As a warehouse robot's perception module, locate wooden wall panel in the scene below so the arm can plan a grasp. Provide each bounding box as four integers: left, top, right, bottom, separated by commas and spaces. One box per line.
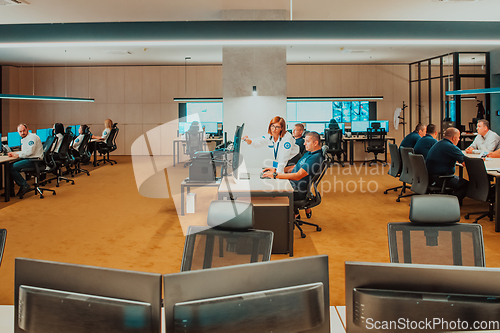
71, 67, 89, 99
90, 67, 107, 103
124, 67, 143, 104
106, 67, 125, 103
125, 104, 143, 124
143, 66, 161, 103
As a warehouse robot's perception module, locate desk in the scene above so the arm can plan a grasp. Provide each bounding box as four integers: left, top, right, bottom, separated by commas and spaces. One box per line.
217, 174, 295, 256
343, 136, 396, 165
0, 156, 18, 202
0, 305, 347, 332
89, 139, 104, 167
172, 137, 223, 167
464, 153, 500, 232
180, 178, 222, 216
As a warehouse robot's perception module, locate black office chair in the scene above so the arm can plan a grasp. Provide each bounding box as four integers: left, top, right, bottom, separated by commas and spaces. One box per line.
363, 127, 386, 166
0, 229, 6, 267
408, 152, 453, 195
384, 143, 403, 194
97, 126, 119, 166
294, 151, 330, 238
184, 130, 204, 168
72, 133, 91, 176
324, 128, 344, 167
396, 147, 414, 202
18, 136, 58, 199
388, 194, 485, 267
181, 201, 273, 272
464, 156, 494, 224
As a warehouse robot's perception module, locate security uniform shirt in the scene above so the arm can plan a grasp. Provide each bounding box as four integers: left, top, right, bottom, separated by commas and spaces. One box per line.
72, 134, 84, 150
413, 134, 437, 159
102, 128, 111, 141
250, 131, 299, 173
400, 131, 421, 148
289, 149, 324, 197
19, 132, 43, 159
426, 138, 464, 177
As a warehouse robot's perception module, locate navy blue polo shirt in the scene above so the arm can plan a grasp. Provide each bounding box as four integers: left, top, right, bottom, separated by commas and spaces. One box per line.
295, 137, 305, 154
413, 134, 438, 159
289, 149, 324, 194
400, 131, 421, 148
426, 138, 464, 177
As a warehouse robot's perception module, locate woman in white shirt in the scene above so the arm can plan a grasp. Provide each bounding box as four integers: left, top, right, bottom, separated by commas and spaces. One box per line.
242, 116, 299, 173
92, 119, 113, 141
72, 124, 88, 152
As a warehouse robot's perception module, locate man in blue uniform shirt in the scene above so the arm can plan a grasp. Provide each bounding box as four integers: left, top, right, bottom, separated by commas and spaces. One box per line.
400, 123, 426, 148
413, 123, 438, 159
426, 127, 468, 202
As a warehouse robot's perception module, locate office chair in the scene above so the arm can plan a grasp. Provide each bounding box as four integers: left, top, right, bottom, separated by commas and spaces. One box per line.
396, 147, 414, 202
464, 156, 494, 224
384, 143, 403, 194
72, 133, 91, 176
181, 201, 273, 271
324, 127, 344, 167
408, 152, 453, 195
294, 151, 330, 238
18, 136, 58, 199
0, 229, 5, 267
388, 194, 485, 267
363, 127, 386, 166
183, 130, 204, 168
45, 132, 75, 187
96, 126, 119, 166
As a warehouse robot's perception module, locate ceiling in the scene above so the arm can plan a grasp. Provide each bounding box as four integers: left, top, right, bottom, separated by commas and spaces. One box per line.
0, 0, 499, 66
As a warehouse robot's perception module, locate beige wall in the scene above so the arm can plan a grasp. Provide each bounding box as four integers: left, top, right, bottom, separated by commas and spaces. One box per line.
2, 64, 409, 155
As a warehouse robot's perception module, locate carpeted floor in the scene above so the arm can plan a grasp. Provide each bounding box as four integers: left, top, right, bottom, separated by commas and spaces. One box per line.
1, 156, 500, 306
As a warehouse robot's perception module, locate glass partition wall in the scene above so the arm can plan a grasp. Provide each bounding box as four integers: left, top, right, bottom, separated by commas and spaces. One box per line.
409, 52, 490, 138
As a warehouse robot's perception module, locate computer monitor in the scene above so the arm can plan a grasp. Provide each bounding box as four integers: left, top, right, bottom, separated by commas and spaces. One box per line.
231, 123, 244, 177
36, 128, 52, 143
8, 131, 21, 148
15, 258, 162, 333
337, 123, 345, 134
345, 261, 500, 333
74, 125, 81, 135
164, 255, 330, 333
351, 120, 370, 134
306, 123, 326, 134
202, 122, 218, 134
178, 122, 191, 135
369, 120, 389, 132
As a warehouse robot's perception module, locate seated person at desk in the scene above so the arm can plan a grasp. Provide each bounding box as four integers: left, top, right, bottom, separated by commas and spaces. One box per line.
7, 124, 43, 198
262, 131, 324, 217
465, 119, 500, 155
400, 123, 426, 148
92, 119, 113, 141
413, 123, 438, 159
52, 123, 65, 153
426, 127, 468, 203
287, 123, 306, 165
242, 116, 299, 173
71, 124, 88, 153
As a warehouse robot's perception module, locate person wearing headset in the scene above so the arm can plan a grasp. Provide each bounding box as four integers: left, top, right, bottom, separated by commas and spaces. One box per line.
242, 116, 299, 173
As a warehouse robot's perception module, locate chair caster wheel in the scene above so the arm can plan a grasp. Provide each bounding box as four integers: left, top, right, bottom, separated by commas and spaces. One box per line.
396, 198, 400, 202
317, 227, 322, 231
40, 196, 44, 199
384, 190, 388, 194
301, 234, 306, 238
465, 214, 470, 219
53, 192, 56, 195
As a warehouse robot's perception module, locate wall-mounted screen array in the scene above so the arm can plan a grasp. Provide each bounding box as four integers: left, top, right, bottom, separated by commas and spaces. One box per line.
178, 102, 224, 135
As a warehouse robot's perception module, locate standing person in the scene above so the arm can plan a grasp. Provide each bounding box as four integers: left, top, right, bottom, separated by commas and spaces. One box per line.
413, 123, 438, 159
465, 119, 500, 155
92, 119, 113, 141
426, 127, 468, 203
242, 116, 299, 173
400, 123, 426, 148
7, 124, 43, 198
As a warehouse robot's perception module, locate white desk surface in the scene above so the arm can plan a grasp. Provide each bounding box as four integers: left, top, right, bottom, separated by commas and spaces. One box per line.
0, 305, 346, 332
0, 156, 18, 163
463, 152, 500, 174
218, 174, 293, 194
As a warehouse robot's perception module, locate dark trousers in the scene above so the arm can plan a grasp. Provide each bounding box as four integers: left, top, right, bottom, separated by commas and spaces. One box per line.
11, 159, 35, 188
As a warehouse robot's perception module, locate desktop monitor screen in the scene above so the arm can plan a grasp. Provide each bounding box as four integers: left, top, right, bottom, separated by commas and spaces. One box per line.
36, 128, 52, 143
369, 120, 389, 132
231, 123, 245, 176
178, 122, 192, 135
202, 122, 218, 134
306, 123, 326, 134
164, 255, 330, 333
74, 125, 81, 135
8, 131, 21, 148
351, 121, 370, 134
15, 258, 162, 333
345, 261, 500, 333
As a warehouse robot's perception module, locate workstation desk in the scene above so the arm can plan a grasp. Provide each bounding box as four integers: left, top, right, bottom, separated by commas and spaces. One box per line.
0, 156, 18, 202
172, 136, 223, 167
342, 136, 396, 165
217, 173, 295, 256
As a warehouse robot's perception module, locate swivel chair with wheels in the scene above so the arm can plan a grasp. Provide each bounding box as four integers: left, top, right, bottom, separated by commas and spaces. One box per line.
408, 152, 453, 195
181, 201, 273, 272
384, 143, 403, 194
388, 194, 485, 267
363, 127, 386, 166
183, 130, 204, 168
96, 125, 119, 166
0, 229, 6, 267
324, 128, 344, 167
72, 133, 91, 176
294, 152, 330, 238
396, 147, 414, 202
45, 132, 75, 187
464, 156, 494, 223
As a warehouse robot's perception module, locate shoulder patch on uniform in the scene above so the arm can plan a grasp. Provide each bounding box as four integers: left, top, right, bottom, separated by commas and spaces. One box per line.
28, 141, 34, 146
284, 142, 291, 149
75, 138, 79, 142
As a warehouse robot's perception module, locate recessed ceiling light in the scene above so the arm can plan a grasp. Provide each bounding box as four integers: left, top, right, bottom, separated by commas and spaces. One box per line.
102, 50, 131, 55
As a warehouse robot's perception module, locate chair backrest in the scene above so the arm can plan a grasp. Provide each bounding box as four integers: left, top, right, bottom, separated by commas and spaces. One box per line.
185, 130, 204, 157
388, 195, 485, 267
324, 128, 342, 152
57, 132, 73, 160
0, 229, 6, 267
181, 201, 273, 272
387, 143, 402, 178
366, 128, 385, 151
296, 151, 330, 209
408, 152, 428, 195
77, 133, 92, 160
110, 127, 119, 152
399, 147, 414, 184
464, 156, 490, 202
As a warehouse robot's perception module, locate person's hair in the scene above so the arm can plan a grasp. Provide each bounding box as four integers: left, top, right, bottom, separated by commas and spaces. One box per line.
305, 131, 321, 145
104, 119, 113, 129
415, 123, 426, 133
267, 116, 287, 138
17, 123, 28, 131
54, 123, 65, 135
426, 124, 437, 134
444, 127, 459, 139
294, 123, 305, 131
478, 119, 490, 129
80, 124, 89, 134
